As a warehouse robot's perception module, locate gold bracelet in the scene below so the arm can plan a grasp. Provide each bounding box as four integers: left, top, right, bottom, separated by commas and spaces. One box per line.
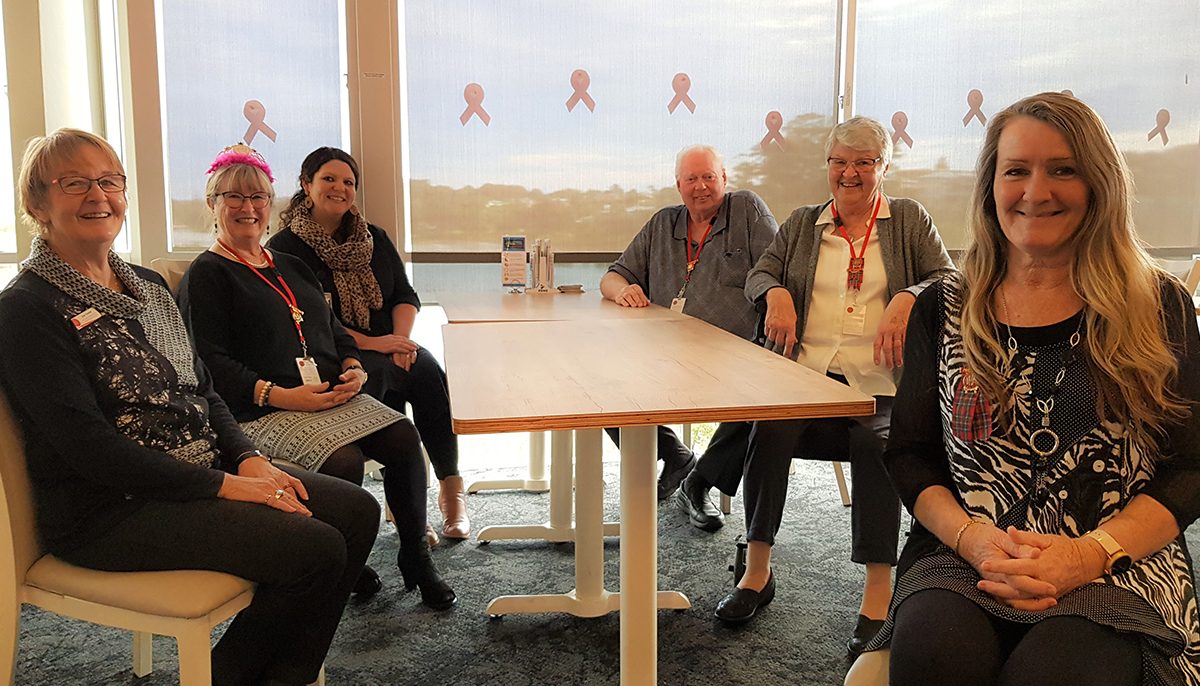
953, 519, 982, 555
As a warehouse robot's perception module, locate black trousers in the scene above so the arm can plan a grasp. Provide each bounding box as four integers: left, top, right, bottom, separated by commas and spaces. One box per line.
692, 421, 753, 491
59, 466, 380, 686
360, 348, 459, 480
743, 393, 898, 564
320, 420, 428, 545
603, 425, 693, 465
889, 589, 1142, 686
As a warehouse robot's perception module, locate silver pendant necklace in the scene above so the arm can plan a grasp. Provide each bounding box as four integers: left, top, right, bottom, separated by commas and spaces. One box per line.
999, 287, 1084, 459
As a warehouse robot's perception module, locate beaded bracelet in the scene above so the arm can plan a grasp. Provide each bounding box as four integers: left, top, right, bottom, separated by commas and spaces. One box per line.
256, 381, 274, 407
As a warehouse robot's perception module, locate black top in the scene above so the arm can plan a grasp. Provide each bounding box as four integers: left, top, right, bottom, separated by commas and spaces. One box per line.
886, 277, 1200, 529
0, 267, 251, 554
177, 251, 360, 421
266, 225, 420, 337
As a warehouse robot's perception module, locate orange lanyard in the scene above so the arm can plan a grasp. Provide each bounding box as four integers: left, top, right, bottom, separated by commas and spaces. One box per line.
830, 194, 883, 291
217, 239, 308, 357
684, 221, 715, 284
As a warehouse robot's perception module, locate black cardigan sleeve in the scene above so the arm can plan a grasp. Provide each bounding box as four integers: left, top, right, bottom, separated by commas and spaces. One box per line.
371, 225, 420, 313
1140, 280, 1200, 529
882, 279, 956, 514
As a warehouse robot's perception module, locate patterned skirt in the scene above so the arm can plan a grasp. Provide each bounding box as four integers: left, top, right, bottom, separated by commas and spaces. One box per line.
239, 393, 406, 470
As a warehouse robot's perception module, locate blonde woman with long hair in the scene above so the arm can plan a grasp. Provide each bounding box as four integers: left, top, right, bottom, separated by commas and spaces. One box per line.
861, 92, 1200, 685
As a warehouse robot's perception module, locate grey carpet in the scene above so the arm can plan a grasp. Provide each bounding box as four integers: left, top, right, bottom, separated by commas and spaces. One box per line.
13, 460, 1200, 685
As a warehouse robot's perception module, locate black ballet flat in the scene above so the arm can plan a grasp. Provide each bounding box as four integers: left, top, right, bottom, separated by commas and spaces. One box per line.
714, 572, 775, 625
847, 614, 885, 656
352, 564, 383, 597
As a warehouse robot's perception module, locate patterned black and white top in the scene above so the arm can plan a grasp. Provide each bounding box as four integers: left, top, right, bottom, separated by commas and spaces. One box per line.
870, 273, 1200, 685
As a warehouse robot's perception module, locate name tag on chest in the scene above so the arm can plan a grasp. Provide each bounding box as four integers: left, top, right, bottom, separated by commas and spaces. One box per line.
842, 302, 867, 337
71, 308, 103, 329
296, 357, 322, 385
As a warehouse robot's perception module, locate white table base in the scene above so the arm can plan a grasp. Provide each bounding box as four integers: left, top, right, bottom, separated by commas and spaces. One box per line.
484, 428, 689, 632
467, 430, 551, 494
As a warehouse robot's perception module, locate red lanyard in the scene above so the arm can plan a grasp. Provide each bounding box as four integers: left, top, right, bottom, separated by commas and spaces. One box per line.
830, 194, 884, 291
683, 221, 715, 285
216, 239, 308, 357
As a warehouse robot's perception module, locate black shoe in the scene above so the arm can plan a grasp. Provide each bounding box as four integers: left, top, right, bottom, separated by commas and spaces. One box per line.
657, 450, 696, 500
847, 614, 885, 656
675, 471, 724, 532
352, 564, 383, 597
714, 572, 775, 625
398, 538, 457, 610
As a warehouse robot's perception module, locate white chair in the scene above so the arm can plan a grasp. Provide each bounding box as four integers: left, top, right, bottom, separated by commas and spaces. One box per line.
0, 388, 262, 685
149, 257, 194, 294
844, 648, 889, 685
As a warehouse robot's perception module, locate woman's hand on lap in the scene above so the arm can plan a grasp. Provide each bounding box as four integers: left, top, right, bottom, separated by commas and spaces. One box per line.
365, 334, 418, 355
217, 473, 312, 516
237, 456, 310, 501
977, 527, 1106, 607
270, 383, 352, 411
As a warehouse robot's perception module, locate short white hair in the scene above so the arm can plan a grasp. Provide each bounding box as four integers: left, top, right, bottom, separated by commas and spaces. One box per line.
675, 145, 725, 178
824, 116, 893, 167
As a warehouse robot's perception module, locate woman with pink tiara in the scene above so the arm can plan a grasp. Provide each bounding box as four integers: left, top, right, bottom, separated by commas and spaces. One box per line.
178, 145, 456, 610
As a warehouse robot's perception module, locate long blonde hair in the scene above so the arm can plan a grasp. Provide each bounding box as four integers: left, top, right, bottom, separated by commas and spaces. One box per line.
960, 92, 1187, 439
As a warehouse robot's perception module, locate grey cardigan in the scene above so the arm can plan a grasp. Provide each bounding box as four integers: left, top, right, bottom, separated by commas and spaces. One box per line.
744, 196, 955, 339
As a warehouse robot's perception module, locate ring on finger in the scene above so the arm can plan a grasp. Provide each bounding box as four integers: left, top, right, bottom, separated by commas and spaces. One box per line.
273, 488, 285, 500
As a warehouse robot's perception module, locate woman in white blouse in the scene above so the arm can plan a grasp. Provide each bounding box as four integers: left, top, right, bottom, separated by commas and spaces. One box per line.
713, 117, 954, 653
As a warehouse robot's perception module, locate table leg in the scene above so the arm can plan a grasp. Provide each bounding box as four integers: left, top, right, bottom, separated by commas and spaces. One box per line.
467, 430, 551, 494
478, 430, 619, 543
620, 425, 688, 686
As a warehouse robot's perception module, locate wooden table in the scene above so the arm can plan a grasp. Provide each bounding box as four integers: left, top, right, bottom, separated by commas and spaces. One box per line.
437, 290, 683, 543
443, 316, 873, 686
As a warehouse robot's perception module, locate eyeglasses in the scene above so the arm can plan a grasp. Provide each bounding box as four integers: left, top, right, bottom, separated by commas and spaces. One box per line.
52, 174, 127, 195
680, 172, 721, 185
217, 192, 273, 209
827, 158, 881, 172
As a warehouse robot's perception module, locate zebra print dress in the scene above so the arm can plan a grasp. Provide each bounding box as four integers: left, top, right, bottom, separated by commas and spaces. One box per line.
867, 273, 1200, 685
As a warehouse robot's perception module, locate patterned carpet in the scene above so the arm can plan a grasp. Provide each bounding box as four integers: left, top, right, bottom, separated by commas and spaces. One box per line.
13, 459, 1200, 685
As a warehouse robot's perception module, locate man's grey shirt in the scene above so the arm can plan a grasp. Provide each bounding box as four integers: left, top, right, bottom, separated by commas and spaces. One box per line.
608, 189, 778, 341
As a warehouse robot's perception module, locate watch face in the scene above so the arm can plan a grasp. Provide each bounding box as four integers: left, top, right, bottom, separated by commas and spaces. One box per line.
1111, 553, 1133, 574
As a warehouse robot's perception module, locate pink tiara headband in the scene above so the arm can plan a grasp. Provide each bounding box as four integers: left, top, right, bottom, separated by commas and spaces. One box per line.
206, 143, 275, 182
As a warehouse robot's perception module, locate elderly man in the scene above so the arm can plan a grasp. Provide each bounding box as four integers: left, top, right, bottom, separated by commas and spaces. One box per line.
600, 145, 778, 530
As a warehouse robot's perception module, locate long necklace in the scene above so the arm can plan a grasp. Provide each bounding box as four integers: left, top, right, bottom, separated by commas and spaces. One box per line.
998, 287, 1084, 459
213, 240, 269, 268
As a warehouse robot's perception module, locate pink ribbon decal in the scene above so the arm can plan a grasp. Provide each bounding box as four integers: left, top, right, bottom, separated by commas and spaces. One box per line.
760, 111, 785, 151
962, 89, 986, 127
459, 83, 491, 126
667, 73, 696, 114
891, 111, 913, 148
242, 100, 277, 145
565, 69, 595, 112
1147, 109, 1170, 145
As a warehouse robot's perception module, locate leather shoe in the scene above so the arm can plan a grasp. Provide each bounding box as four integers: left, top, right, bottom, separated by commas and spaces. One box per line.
847, 614, 885, 656
352, 564, 383, 597
714, 572, 775, 625
675, 471, 724, 532
657, 450, 696, 500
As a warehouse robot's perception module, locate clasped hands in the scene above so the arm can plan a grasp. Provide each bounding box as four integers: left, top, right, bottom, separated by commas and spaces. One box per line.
270, 368, 366, 412
959, 523, 1107, 611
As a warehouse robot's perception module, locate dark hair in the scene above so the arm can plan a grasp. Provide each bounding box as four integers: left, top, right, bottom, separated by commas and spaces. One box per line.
279, 146, 362, 234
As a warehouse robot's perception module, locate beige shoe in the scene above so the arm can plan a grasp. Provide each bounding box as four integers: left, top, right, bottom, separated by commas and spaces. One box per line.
438, 475, 470, 539
425, 521, 440, 547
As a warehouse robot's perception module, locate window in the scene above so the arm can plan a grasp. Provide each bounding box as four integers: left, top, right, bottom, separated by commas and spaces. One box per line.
158, 0, 346, 252
402, 1, 840, 254
0, 2, 14, 257
854, 0, 1200, 250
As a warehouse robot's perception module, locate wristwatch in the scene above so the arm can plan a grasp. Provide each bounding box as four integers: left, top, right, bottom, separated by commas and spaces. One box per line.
235, 449, 269, 466
1085, 529, 1132, 575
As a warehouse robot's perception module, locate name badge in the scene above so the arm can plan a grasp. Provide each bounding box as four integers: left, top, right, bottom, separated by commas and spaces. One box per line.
296, 356, 322, 385
842, 303, 866, 337
71, 308, 102, 329
670, 297, 686, 313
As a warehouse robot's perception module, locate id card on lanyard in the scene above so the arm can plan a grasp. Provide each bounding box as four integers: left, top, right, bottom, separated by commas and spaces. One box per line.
217, 239, 319, 383
830, 195, 882, 337
674, 205, 722, 312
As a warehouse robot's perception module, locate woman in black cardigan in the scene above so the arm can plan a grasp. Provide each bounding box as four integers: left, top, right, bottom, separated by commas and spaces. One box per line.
266, 146, 468, 542
178, 145, 454, 610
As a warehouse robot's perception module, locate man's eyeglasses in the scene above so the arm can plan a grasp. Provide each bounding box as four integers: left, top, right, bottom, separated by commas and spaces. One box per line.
217, 192, 273, 209
52, 174, 127, 195
827, 158, 881, 172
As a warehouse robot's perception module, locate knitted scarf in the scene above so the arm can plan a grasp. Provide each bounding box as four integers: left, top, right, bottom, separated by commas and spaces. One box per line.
281, 206, 382, 330
21, 237, 200, 389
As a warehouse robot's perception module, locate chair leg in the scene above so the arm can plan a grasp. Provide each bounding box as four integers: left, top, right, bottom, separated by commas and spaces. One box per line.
310, 663, 326, 686
175, 625, 213, 686
0, 597, 19, 685
132, 630, 153, 677
833, 461, 851, 507
719, 493, 732, 515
